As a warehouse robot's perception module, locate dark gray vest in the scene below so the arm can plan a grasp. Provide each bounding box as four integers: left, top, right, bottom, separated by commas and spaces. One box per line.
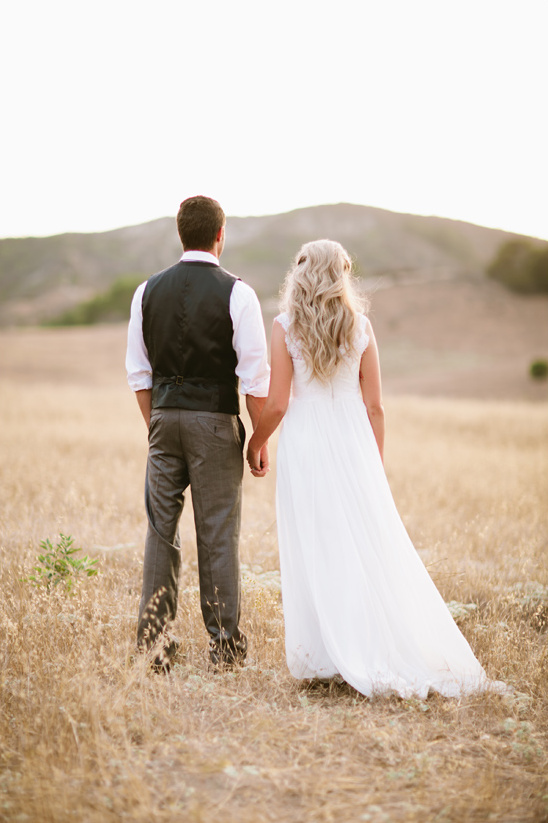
142, 261, 240, 414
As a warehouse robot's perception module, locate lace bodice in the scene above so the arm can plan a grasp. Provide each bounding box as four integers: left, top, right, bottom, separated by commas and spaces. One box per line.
275, 312, 369, 402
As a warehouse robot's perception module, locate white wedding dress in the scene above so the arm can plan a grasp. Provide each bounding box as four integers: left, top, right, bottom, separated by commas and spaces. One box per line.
275, 312, 506, 699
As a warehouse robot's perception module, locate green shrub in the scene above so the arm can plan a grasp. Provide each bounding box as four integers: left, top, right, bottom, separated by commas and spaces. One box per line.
27, 534, 99, 592
487, 240, 548, 294
530, 360, 548, 380
529, 247, 548, 292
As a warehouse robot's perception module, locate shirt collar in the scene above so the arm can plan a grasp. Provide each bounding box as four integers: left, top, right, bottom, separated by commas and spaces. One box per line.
181, 250, 219, 265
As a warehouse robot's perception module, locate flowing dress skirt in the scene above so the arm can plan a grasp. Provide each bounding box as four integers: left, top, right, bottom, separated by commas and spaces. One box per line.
276, 394, 506, 698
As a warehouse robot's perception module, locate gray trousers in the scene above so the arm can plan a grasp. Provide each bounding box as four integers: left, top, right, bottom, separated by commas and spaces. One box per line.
137, 407, 247, 659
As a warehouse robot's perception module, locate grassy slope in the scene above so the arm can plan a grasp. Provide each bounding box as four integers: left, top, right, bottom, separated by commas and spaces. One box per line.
0, 326, 547, 822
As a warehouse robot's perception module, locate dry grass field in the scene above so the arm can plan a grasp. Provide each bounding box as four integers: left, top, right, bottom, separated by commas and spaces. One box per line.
0, 324, 547, 823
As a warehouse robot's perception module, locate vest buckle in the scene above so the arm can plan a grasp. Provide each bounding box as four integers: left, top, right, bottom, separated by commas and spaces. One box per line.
175, 375, 184, 386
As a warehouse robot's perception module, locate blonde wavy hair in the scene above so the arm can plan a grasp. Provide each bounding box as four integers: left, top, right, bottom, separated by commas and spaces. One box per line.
280, 239, 368, 382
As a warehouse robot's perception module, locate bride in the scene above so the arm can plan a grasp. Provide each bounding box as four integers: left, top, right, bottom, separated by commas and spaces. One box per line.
246, 239, 506, 698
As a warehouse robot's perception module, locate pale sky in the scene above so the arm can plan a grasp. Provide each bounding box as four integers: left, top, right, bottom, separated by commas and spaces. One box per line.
1, 0, 547, 240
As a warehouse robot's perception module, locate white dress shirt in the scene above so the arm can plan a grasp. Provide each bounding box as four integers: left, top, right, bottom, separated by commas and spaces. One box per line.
126, 250, 270, 397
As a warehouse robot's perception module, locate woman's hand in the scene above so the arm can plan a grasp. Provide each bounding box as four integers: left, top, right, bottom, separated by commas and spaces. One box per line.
246, 438, 269, 477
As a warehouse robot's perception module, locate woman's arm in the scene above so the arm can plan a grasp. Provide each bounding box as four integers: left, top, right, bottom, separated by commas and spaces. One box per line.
246, 319, 293, 476
360, 319, 385, 463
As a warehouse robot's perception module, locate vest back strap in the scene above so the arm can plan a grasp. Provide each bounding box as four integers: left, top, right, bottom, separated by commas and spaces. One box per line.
152, 374, 239, 415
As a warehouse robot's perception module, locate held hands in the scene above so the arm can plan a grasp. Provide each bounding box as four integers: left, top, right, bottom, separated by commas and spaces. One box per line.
246, 439, 270, 478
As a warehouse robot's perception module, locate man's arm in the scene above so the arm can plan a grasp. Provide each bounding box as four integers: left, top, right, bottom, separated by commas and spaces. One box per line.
126, 282, 153, 430
231, 281, 271, 473
136, 389, 152, 428
245, 394, 267, 429
231, 282, 270, 398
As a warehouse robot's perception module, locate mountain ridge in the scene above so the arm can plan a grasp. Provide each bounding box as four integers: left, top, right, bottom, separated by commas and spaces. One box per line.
1, 202, 546, 326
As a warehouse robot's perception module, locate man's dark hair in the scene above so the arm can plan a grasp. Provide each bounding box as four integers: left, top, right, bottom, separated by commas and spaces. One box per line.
177, 196, 225, 251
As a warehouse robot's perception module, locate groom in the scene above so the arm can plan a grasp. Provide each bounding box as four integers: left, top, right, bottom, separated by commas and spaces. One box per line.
126, 195, 270, 670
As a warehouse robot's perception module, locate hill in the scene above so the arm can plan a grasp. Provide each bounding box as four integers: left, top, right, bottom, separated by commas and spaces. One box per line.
0, 203, 543, 326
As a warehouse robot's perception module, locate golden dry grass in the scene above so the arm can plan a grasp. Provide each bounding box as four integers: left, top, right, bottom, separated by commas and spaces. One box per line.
1, 325, 547, 823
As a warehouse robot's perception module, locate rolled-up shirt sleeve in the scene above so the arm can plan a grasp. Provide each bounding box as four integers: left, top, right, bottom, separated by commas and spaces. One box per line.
126, 282, 153, 391
230, 280, 270, 397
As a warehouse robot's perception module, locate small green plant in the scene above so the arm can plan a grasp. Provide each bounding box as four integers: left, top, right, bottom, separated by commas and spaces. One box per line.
530, 359, 548, 380
28, 533, 99, 592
